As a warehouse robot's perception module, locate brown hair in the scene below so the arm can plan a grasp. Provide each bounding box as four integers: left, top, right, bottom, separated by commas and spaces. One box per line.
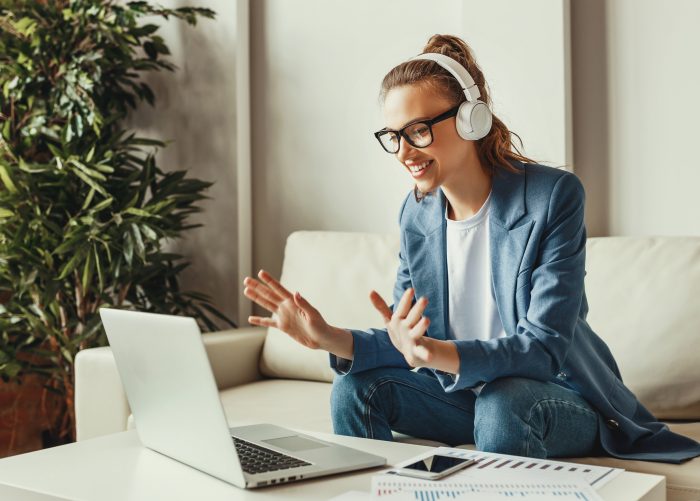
380, 34, 536, 199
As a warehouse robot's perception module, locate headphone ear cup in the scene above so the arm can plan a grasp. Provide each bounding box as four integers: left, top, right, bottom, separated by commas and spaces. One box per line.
456, 100, 493, 140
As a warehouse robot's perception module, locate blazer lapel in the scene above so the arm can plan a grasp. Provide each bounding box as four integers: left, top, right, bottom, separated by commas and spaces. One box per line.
489, 166, 533, 335
404, 190, 449, 340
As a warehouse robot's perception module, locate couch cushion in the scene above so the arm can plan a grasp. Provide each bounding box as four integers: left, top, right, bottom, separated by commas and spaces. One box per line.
218, 379, 334, 433
584, 237, 700, 419
260, 231, 400, 383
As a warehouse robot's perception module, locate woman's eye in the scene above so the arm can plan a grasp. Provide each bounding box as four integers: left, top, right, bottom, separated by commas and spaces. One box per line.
409, 124, 430, 139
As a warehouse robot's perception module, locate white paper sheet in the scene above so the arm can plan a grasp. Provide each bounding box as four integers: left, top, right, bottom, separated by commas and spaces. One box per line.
387, 447, 623, 489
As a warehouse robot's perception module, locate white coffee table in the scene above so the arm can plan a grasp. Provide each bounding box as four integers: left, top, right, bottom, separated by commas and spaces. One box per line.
0, 429, 665, 500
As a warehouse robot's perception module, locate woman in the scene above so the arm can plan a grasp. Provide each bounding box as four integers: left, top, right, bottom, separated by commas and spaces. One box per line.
243, 35, 700, 462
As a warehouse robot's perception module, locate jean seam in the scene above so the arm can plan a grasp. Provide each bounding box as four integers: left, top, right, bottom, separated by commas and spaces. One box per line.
525, 398, 597, 456
362, 377, 474, 439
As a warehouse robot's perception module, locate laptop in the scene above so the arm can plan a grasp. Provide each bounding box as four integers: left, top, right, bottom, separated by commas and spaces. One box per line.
99, 308, 386, 488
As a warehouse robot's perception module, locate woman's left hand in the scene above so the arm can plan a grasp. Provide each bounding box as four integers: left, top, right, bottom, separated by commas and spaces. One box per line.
369, 287, 434, 367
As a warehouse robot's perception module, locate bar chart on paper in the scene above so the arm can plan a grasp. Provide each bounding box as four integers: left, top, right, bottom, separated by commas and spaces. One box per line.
425, 447, 621, 488
372, 476, 603, 500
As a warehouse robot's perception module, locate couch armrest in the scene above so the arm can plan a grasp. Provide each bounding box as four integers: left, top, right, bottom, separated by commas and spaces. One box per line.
74, 326, 267, 442
74, 346, 130, 442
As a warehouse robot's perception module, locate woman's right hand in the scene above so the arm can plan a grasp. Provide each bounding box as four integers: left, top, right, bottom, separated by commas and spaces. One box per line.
243, 270, 333, 351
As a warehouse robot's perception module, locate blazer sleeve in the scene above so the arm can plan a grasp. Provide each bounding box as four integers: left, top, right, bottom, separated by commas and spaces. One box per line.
329, 194, 413, 375
438, 173, 587, 392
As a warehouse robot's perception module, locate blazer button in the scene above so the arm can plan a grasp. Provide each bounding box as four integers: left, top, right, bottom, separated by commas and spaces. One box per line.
556, 371, 567, 380
606, 419, 620, 430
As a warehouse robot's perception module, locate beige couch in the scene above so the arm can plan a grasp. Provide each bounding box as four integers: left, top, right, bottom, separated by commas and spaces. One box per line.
75, 231, 700, 500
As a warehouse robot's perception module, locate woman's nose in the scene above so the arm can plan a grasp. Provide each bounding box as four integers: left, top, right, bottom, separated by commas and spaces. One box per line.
396, 138, 417, 162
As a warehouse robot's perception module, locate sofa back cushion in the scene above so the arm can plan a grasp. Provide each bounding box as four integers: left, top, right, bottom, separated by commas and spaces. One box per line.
584, 236, 700, 419
260, 231, 399, 384
261, 232, 700, 420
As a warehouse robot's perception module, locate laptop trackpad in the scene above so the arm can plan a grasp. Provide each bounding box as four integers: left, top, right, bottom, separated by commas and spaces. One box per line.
262, 435, 328, 452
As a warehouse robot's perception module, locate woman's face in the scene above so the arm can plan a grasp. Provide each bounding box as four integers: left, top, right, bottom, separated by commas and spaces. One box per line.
382, 83, 473, 194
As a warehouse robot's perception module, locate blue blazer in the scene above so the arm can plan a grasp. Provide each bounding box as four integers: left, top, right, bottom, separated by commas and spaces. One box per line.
331, 162, 700, 463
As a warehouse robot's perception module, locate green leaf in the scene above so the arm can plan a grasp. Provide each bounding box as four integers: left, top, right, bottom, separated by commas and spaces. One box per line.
0, 163, 18, 193
81, 188, 96, 211
68, 159, 107, 181
94, 246, 104, 292
131, 223, 145, 259
71, 168, 108, 196
90, 197, 114, 213
58, 251, 83, 280
140, 224, 158, 240
124, 207, 151, 218
82, 249, 93, 293
123, 232, 134, 266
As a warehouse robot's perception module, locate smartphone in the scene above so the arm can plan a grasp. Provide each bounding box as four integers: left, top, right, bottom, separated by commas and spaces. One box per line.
391, 454, 476, 480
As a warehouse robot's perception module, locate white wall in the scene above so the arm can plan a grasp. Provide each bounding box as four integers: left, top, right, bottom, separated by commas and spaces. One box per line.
605, 0, 700, 236
572, 0, 700, 237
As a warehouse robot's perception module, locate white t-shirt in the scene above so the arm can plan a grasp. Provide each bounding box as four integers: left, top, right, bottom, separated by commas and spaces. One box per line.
445, 191, 506, 393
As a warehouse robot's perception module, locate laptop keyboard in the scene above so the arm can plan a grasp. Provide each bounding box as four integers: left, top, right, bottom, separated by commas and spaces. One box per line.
232, 436, 311, 474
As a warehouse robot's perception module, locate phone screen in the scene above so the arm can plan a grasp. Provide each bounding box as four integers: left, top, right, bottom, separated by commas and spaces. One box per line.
402, 454, 472, 473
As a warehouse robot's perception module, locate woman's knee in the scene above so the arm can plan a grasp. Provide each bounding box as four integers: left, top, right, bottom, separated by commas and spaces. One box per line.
330, 373, 364, 414
330, 369, 394, 419
330, 369, 401, 439
473, 377, 542, 456
476, 377, 538, 415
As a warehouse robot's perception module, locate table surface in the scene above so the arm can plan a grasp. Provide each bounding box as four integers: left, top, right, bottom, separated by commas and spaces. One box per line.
0, 429, 665, 501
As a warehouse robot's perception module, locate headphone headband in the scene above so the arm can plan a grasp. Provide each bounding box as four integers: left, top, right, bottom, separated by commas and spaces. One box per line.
409, 53, 481, 103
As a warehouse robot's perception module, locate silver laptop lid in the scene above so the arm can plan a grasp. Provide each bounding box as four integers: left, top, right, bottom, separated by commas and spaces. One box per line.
99, 308, 246, 487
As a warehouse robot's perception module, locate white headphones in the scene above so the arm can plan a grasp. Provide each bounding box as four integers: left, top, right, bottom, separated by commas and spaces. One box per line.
409, 53, 493, 141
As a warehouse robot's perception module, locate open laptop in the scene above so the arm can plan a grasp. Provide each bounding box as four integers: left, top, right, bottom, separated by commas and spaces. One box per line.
99, 308, 386, 488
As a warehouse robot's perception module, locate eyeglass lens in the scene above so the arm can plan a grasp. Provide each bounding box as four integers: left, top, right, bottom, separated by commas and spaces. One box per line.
379, 122, 433, 153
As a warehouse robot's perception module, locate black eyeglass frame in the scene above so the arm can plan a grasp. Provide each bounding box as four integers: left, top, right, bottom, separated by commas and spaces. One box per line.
373, 104, 461, 154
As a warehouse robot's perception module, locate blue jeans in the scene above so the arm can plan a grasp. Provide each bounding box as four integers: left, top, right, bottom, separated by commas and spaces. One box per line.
330, 368, 600, 458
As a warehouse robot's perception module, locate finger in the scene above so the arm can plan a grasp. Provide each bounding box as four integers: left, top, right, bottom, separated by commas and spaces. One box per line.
258, 269, 293, 300
293, 291, 316, 314
404, 296, 428, 328
409, 316, 430, 339
369, 290, 392, 323
248, 316, 278, 328
244, 286, 279, 313
394, 287, 415, 319
244, 276, 284, 304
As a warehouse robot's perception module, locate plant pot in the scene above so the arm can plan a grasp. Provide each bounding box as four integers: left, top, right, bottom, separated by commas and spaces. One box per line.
0, 374, 59, 458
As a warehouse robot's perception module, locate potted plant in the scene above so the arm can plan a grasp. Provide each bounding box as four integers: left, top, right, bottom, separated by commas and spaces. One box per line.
0, 0, 234, 455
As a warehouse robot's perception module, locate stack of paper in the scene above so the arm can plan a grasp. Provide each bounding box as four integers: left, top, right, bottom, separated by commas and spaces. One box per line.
328, 447, 623, 501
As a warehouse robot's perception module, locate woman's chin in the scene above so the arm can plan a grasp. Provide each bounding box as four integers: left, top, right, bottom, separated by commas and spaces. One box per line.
415, 178, 438, 194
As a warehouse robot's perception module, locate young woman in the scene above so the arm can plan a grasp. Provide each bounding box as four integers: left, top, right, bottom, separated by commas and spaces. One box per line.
243, 35, 700, 462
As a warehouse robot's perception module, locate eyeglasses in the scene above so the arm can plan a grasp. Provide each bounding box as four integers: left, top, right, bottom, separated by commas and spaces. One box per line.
373, 104, 460, 154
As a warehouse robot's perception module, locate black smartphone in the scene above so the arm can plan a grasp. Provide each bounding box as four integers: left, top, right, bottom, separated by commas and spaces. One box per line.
392, 454, 476, 480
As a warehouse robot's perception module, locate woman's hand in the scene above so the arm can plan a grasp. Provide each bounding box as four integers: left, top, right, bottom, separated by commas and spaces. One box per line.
243, 270, 353, 358
369, 287, 434, 367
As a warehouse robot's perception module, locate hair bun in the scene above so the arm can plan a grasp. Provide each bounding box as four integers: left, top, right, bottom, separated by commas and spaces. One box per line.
422, 34, 472, 68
